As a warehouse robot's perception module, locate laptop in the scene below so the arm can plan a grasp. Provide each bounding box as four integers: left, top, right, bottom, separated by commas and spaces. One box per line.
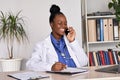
95, 64, 120, 74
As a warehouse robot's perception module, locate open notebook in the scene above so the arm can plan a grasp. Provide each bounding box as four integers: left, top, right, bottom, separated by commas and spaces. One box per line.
95, 64, 120, 74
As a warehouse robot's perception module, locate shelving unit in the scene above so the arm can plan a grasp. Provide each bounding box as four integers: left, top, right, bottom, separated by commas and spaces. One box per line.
86, 15, 119, 51
81, 0, 120, 66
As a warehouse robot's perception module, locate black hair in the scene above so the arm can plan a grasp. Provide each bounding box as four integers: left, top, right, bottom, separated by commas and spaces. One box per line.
49, 4, 64, 23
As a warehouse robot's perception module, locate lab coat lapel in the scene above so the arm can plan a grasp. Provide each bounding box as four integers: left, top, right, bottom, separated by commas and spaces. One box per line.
45, 36, 58, 61
64, 36, 80, 67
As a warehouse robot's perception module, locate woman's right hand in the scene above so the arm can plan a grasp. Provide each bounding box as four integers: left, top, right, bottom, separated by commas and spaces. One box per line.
66, 27, 76, 43
51, 62, 66, 71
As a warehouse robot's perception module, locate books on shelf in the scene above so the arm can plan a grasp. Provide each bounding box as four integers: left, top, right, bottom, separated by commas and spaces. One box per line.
89, 49, 119, 66
93, 51, 98, 66
99, 51, 105, 65
108, 49, 114, 65
89, 52, 95, 66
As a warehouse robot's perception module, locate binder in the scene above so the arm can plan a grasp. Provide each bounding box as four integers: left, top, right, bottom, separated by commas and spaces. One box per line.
108, 19, 113, 41
113, 19, 119, 40
103, 19, 109, 41
99, 19, 104, 41
87, 19, 97, 42
96, 19, 101, 41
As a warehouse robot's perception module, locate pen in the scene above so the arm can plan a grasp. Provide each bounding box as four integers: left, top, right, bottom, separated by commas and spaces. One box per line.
7, 75, 20, 80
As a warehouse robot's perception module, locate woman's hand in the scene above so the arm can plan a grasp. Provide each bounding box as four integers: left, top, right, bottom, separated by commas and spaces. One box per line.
51, 62, 66, 71
66, 27, 76, 43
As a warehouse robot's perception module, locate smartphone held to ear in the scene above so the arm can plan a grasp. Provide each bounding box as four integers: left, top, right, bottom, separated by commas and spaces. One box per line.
65, 29, 70, 35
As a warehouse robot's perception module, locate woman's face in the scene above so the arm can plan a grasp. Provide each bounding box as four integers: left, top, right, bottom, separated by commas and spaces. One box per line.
50, 14, 67, 39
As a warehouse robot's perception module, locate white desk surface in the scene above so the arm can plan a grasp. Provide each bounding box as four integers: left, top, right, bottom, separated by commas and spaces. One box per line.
0, 65, 120, 80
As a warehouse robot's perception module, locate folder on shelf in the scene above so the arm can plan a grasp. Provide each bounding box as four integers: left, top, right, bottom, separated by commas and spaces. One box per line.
108, 18, 113, 41
113, 19, 119, 40
87, 19, 97, 42
103, 19, 109, 41
99, 19, 104, 41
96, 19, 101, 41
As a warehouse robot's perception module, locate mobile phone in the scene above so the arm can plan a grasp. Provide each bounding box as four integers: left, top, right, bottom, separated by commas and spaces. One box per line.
65, 29, 70, 35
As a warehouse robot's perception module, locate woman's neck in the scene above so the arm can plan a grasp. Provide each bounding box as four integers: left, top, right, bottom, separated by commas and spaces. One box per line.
51, 32, 63, 41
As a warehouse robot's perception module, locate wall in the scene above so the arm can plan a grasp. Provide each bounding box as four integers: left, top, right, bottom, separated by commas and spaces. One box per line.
87, 0, 112, 13
0, 0, 82, 71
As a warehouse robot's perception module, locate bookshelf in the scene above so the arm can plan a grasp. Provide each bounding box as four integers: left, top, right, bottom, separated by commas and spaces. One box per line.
81, 0, 120, 66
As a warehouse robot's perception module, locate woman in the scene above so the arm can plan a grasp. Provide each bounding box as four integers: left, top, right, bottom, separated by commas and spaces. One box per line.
26, 4, 88, 71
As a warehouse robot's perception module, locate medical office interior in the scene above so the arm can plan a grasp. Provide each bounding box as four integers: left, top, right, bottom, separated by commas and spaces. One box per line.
0, 0, 83, 71
0, 0, 118, 72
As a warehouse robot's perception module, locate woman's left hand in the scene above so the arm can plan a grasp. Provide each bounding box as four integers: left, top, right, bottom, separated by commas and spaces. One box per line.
66, 27, 76, 43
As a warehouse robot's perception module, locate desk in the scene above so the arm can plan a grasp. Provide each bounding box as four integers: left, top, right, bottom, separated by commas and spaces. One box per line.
0, 65, 120, 80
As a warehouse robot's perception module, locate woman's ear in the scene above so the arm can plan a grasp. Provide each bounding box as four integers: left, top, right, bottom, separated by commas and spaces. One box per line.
50, 22, 53, 29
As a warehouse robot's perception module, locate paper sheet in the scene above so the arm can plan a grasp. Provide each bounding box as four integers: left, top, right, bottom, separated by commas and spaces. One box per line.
8, 71, 49, 80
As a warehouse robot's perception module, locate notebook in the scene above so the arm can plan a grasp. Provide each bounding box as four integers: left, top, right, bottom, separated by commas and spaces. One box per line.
95, 64, 120, 74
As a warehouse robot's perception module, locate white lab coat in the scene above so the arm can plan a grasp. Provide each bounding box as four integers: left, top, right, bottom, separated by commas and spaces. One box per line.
26, 35, 88, 71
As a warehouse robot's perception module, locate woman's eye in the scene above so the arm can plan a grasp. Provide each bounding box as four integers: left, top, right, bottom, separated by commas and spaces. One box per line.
64, 23, 67, 26
58, 22, 62, 25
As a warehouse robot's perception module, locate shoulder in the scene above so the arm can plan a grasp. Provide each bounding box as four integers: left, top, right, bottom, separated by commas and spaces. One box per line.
35, 35, 51, 48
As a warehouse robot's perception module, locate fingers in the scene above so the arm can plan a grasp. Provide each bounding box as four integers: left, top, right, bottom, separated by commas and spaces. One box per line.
61, 63, 66, 70
51, 62, 66, 71
66, 26, 76, 42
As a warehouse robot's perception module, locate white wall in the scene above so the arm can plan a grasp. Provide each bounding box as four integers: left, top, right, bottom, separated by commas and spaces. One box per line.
87, 0, 112, 13
0, 0, 82, 70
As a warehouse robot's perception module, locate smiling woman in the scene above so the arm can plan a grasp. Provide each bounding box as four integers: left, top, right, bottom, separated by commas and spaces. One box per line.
26, 4, 88, 71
